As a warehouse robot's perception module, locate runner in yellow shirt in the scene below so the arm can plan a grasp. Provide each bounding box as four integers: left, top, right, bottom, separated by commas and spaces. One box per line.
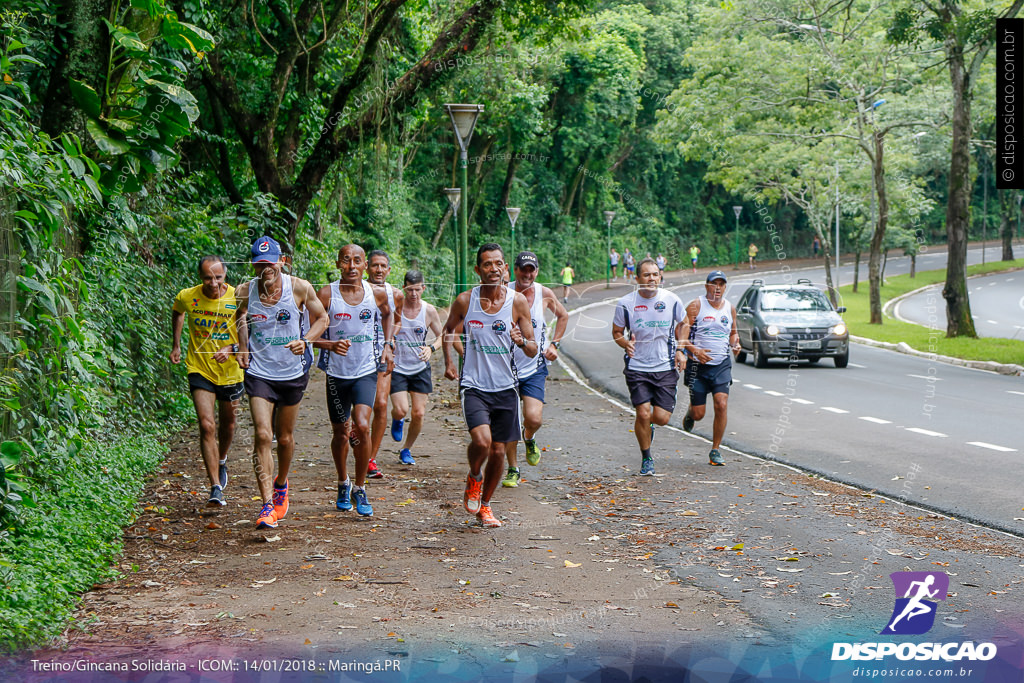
559, 262, 575, 304
171, 256, 244, 508
748, 243, 759, 270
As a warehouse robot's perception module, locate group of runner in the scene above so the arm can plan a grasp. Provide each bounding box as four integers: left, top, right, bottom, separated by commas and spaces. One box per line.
171, 238, 738, 530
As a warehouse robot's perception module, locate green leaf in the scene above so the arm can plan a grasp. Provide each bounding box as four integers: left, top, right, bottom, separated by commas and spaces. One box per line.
86, 119, 131, 155
69, 80, 101, 119
82, 175, 104, 204
0, 441, 22, 466
130, 0, 161, 16
143, 79, 199, 122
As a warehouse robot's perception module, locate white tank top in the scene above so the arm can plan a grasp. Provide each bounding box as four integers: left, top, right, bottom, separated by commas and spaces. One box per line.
691, 296, 733, 366
247, 274, 305, 381
460, 286, 516, 392
395, 303, 431, 375
509, 283, 546, 379
324, 280, 380, 379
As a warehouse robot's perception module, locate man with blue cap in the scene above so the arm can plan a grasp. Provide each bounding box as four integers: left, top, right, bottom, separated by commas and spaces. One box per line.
234, 236, 328, 529
678, 270, 741, 466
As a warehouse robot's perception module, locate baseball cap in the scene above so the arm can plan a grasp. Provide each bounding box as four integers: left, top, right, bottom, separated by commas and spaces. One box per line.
514, 251, 539, 270
706, 270, 728, 283
251, 236, 282, 264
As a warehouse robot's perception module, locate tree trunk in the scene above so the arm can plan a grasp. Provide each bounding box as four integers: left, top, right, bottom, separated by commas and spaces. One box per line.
941, 44, 976, 337
853, 250, 861, 293
881, 248, 888, 283
910, 252, 916, 278
867, 132, 889, 325
1000, 190, 1015, 261
497, 154, 521, 220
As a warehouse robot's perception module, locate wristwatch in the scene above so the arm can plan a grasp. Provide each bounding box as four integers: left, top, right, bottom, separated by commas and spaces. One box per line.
551, 341, 561, 349
387, 340, 396, 350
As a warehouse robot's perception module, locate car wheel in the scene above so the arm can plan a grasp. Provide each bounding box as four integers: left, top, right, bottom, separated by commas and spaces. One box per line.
753, 337, 768, 368
834, 351, 849, 368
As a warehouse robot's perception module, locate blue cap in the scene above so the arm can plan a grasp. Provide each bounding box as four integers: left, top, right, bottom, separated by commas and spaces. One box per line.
251, 236, 282, 264
706, 270, 728, 283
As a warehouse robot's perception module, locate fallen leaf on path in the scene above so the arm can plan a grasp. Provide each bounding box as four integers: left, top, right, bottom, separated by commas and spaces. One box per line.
564, 560, 581, 568
263, 535, 281, 543
776, 567, 806, 573
206, 522, 222, 530
333, 575, 354, 581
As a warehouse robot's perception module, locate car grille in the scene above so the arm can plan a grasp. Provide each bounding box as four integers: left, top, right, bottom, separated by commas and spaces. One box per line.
781, 329, 829, 340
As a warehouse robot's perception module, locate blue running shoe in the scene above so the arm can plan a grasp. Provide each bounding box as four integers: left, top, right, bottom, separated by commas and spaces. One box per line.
399, 448, 415, 465
352, 487, 373, 517
640, 457, 655, 476
218, 461, 228, 489
336, 480, 353, 511
390, 418, 404, 442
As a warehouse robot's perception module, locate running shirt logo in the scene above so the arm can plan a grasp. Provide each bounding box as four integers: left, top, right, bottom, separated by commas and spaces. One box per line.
468, 320, 484, 329
335, 312, 351, 320
531, 318, 538, 329
721, 315, 729, 325
359, 309, 372, 321
415, 326, 425, 335
491, 320, 507, 333
703, 316, 716, 322
634, 304, 648, 312
654, 301, 666, 312
192, 298, 199, 307
251, 313, 268, 322
276, 310, 291, 323
225, 304, 237, 310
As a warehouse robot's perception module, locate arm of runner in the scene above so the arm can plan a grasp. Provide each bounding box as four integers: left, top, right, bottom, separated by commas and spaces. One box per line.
234, 281, 250, 370
730, 303, 741, 355
285, 279, 324, 356
392, 287, 404, 340
419, 303, 443, 361
543, 286, 569, 361
170, 309, 185, 364
510, 291, 537, 357
611, 301, 635, 357
375, 287, 395, 375
442, 293, 469, 380
678, 300, 711, 364
674, 298, 688, 372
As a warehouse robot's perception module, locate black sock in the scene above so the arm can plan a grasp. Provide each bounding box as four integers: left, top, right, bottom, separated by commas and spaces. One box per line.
641, 448, 652, 459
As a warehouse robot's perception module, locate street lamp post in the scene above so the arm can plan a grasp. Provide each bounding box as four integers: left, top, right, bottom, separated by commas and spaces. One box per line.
443, 103, 484, 293
505, 207, 521, 258
442, 188, 462, 289
603, 210, 616, 288
732, 206, 742, 269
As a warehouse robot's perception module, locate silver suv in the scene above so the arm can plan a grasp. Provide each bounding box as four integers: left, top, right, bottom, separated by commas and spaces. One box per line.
735, 279, 850, 368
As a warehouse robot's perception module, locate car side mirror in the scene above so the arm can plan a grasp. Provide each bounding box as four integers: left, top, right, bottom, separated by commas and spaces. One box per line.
740, 306, 752, 315
836, 306, 846, 313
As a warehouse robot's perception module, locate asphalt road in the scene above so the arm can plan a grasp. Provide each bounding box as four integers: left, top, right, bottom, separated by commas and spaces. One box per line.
895, 270, 1024, 341
559, 246, 1024, 535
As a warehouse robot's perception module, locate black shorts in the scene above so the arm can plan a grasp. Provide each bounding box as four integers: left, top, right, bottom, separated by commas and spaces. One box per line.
624, 368, 679, 412
689, 359, 732, 407
244, 371, 308, 406
188, 373, 243, 403
461, 387, 520, 443
390, 367, 433, 395
326, 373, 378, 424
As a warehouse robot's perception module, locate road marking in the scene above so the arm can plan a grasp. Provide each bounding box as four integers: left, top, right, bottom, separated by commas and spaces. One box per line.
790, 398, 814, 405
1008, 278, 1015, 281
907, 374, 941, 381
859, 416, 892, 424
989, 282, 997, 286
743, 384, 762, 390
966, 442, 1017, 452
821, 407, 849, 414
848, 363, 866, 368
764, 390, 785, 397
905, 427, 947, 438
1007, 390, 1024, 396
986, 320, 999, 325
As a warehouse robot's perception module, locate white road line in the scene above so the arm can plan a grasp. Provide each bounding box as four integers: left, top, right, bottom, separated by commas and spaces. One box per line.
790, 398, 814, 405
1008, 278, 1015, 281
821, 407, 849, 414
905, 427, 947, 438
986, 320, 999, 325
1007, 390, 1024, 396
763, 390, 785, 397
989, 282, 997, 286
848, 363, 866, 369
966, 442, 1017, 452
907, 374, 942, 381
859, 416, 892, 424
743, 384, 762, 390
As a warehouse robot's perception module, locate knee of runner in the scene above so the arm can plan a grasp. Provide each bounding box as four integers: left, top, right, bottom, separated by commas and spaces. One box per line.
351, 419, 371, 441
713, 394, 729, 410
411, 405, 426, 420
635, 405, 653, 422
652, 412, 671, 426
276, 432, 295, 448
470, 432, 490, 449
254, 426, 274, 445
199, 416, 217, 437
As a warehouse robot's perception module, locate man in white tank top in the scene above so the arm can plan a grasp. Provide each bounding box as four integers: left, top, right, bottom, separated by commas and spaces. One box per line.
611, 258, 688, 476
442, 244, 538, 528
313, 245, 394, 517
234, 236, 328, 529
388, 270, 443, 465
366, 250, 404, 479
678, 271, 742, 466
501, 251, 569, 489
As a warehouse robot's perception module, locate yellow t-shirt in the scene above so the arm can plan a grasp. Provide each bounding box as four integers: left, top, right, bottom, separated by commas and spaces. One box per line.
748, 246, 759, 257
173, 284, 244, 386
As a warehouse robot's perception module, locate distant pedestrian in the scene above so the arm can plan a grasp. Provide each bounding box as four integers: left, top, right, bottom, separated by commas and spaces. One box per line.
689, 244, 700, 274
624, 249, 636, 278
813, 235, 821, 257
748, 243, 759, 269
656, 253, 667, 274
610, 248, 620, 279
559, 262, 575, 304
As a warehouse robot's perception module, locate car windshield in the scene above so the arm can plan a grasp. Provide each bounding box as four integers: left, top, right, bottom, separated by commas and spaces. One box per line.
759, 289, 832, 312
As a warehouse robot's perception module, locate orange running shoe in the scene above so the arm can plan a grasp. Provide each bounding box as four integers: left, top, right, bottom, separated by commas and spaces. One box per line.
463, 474, 482, 514
477, 505, 501, 528
255, 502, 278, 529
272, 480, 289, 519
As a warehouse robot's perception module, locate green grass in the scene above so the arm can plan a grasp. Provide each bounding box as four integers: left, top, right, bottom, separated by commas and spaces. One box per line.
837, 258, 1024, 366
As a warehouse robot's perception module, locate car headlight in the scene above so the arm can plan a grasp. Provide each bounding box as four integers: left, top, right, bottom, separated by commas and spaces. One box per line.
766, 325, 783, 336
831, 323, 847, 336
